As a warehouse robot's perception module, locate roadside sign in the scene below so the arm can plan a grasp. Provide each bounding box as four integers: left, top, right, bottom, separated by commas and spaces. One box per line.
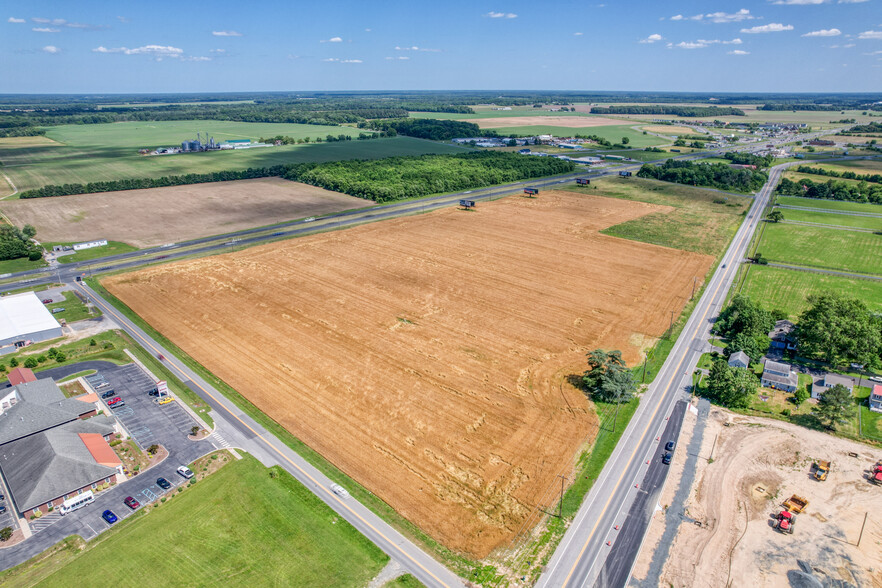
157, 380, 169, 397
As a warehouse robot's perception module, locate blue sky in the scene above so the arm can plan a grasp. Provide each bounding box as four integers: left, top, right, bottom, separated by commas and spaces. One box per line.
2, 0, 881, 94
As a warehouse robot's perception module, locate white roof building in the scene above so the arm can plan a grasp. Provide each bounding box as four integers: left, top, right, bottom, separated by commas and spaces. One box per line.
0, 292, 63, 353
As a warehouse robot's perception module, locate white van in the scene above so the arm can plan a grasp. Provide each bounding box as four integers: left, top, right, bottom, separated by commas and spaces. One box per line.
59, 490, 95, 515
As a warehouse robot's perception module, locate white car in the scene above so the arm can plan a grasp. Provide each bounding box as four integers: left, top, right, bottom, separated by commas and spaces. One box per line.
869, 376, 882, 384
176, 466, 194, 479
330, 483, 349, 498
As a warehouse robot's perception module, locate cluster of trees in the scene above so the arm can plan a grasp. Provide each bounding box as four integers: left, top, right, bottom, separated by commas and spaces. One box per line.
359, 118, 481, 141
581, 350, 637, 403
705, 358, 760, 409
283, 152, 574, 203
793, 165, 882, 184
589, 105, 745, 117
797, 293, 881, 369
759, 104, 842, 111
725, 152, 775, 168
714, 294, 776, 363
0, 224, 41, 262
776, 176, 882, 204
0, 125, 45, 138
838, 122, 882, 135
257, 134, 372, 145
637, 159, 768, 192
20, 166, 288, 199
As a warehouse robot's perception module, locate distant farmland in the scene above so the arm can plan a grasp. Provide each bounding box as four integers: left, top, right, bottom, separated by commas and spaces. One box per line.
0, 122, 469, 197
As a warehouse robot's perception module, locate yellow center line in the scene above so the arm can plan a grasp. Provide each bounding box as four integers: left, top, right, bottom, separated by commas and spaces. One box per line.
78, 283, 453, 588
558, 172, 775, 587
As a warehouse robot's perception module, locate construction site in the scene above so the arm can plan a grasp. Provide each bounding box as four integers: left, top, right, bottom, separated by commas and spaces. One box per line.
632, 405, 882, 588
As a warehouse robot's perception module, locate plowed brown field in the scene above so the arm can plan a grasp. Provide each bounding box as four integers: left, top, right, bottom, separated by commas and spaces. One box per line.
104, 190, 713, 557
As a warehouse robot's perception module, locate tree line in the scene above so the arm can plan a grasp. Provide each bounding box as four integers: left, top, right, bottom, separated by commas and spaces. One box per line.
19, 166, 288, 199
0, 224, 41, 262
838, 122, 882, 135
637, 159, 768, 192
724, 152, 775, 168
589, 105, 745, 117
776, 176, 882, 204
358, 118, 482, 141
792, 165, 882, 184
283, 152, 575, 203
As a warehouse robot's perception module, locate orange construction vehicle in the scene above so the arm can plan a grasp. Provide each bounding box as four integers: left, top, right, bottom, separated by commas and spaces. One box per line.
814, 460, 831, 481
783, 495, 809, 513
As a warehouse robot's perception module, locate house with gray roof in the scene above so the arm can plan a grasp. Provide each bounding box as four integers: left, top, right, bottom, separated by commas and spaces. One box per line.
812, 373, 854, 400
761, 360, 798, 393
0, 378, 121, 518
728, 351, 751, 369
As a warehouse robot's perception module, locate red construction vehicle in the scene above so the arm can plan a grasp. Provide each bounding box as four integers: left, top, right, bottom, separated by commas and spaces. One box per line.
872, 463, 882, 486
776, 510, 795, 534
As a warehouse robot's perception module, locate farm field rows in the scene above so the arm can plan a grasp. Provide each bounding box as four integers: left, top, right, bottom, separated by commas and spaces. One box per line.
737, 264, 882, 319
591, 104, 874, 127
463, 116, 626, 129
0, 127, 468, 197
104, 189, 713, 558
757, 222, 882, 275
780, 208, 882, 231
0, 456, 388, 588
1, 177, 373, 248
776, 195, 882, 214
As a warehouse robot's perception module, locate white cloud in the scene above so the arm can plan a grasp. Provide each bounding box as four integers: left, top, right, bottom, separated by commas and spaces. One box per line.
8, 17, 25, 23
803, 28, 841, 36
30, 17, 105, 30
93, 44, 184, 56
864, 50, 882, 54
676, 41, 709, 49
670, 14, 684, 20
212, 30, 242, 37
741, 23, 794, 33
117, 16, 129, 23
858, 30, 882, 39
839, 0, 869, 2
486, 11, 517, 19
772, 0, 826, 4
729, 49, 750, 54
42, 45, 59, 53
320, 36, 343, 43
32, 17, 66, 25
365, 28, 372, 32
341, 59, 362, 63
182, 56, 211, 62
639, 33, 663, 43
844, 43, 856, 47
705, 9, 754, 23
32, 27, 59, 32
385, 56, 410, 60
210, 48, 225, 53
574, 32, 583, 36
395, 45, 441, 52
668, 38, 743, 49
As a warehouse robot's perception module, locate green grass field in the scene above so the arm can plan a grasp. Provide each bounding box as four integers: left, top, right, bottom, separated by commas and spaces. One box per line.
776, 195, 882, 214
489, 125, 665, 147
737, 264, 882, 319
44, 241, 139, 264
0, 124, 469, 197
779, 209, 882, 231
570, 176, 751, 256
45, 290, 102, 323
0, 256, 46, 274
0, 456, 388, 588
408, 109, 592, 120
757, 222, 882, 275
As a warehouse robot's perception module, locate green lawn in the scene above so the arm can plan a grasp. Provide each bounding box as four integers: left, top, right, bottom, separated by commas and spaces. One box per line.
45, 241, 139, 264
573, 176, 751, 256
776, 195, 882, 214
0, 256, 46, 274
737, 264, 882, 319
489, 125, 665, 148
0, 126, 469, 197
757, 222, 882, 275
0, 456, 388, 588
779, 209, 882, 231
45, 290, 102, 323
384, 575, 426, 588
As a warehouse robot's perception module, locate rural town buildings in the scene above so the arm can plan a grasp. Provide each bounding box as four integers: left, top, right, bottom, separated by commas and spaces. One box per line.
870, 385, 882, 414
0, 292, 63, 356
813, 373, 854, 400
760, 360, 798, 393
728, 351, 750, 369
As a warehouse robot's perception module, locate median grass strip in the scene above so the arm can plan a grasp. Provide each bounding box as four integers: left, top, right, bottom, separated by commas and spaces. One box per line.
85, 277, 482, 578
0, 455, 389, 588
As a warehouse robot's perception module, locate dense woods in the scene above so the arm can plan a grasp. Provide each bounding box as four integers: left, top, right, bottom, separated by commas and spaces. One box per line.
724, 152, 775, 168
359, 118, 481, 140
637, 159, 767, 192
589, 105, 745, 117
839, 122, 882, 135
283, 152, 575, 202
793, 165, 882, 184
776, 176, 882, 203
0, 224, 41, 262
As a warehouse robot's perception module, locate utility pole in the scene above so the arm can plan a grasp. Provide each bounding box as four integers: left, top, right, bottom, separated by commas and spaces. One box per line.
691, 276, 697, 300
613, 389, 622, 432
557, 474, 567, 519
669, 310, 675, 336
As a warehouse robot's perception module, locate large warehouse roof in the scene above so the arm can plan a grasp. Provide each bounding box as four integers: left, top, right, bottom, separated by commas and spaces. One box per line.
0, 292, 61, 341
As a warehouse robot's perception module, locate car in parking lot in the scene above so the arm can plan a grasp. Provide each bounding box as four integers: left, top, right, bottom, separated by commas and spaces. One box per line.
157, 477, 171, 490
156, 396, 175, 405
662, 452, 673, 465
42, 298, 52, 304
107, 397, 125, 408
102, 510, 118, 524
0, 504, 6, 514
147, 387, 159, 396
100, 389, 116, 399
665, 441, 676, 452
176, 466, 194, 479
123, 496, 140, 510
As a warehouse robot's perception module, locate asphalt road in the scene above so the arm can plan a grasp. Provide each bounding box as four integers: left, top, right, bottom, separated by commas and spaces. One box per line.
596, 401, 687, 588
536, 161, 793, 588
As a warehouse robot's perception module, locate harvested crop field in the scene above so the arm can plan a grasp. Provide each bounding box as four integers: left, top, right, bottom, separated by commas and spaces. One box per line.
635, 408, 882, 588
465, 116, 626, 129
0, 177, 372, 248
104, 190, 713, 557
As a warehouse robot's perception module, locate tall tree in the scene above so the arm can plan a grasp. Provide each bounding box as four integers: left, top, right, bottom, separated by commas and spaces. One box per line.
582, 349, 636, 403
797, 293, 882, 368
704, 359, 758, 409
715, 294, 775, 340
813, 383, 856, 430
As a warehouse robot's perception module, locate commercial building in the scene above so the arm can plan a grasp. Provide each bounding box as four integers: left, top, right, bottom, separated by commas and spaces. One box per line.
0, 292, 63, 355
0, 378, 122, 517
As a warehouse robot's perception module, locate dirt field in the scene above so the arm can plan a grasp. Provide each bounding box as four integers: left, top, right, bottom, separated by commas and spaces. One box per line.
634, 407, 882, 587
0, 177, 372, 248
104, 190, 712, 558
465, 116, 627, 129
